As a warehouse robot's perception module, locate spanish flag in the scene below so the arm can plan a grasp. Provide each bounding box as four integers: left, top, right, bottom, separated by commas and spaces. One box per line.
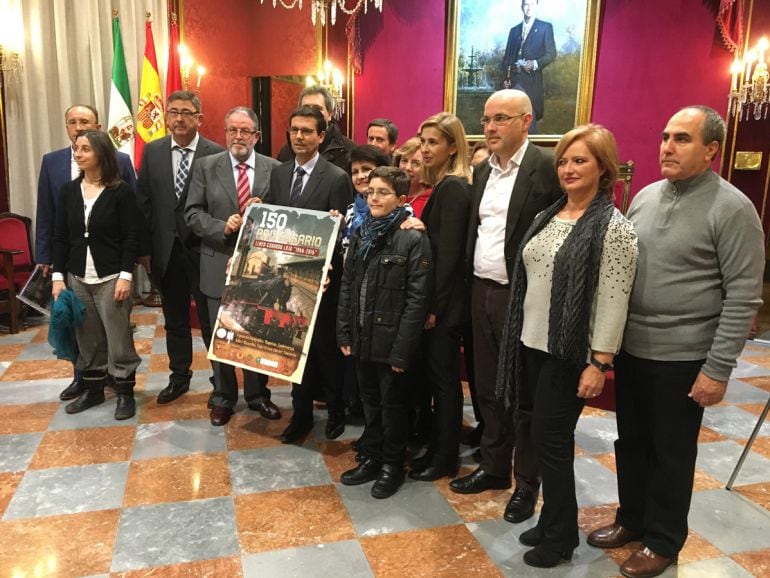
134, 13, 166, 170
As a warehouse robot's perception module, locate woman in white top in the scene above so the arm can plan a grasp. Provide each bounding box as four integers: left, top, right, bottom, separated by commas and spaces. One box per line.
52, 130, 141, 420
497, 124, 638, 568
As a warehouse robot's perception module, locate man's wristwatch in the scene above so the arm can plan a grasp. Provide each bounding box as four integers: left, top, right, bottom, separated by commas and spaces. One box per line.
589, 355, 613, 373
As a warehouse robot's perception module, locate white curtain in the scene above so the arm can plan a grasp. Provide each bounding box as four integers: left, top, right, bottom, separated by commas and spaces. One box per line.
4, 0, 168, 232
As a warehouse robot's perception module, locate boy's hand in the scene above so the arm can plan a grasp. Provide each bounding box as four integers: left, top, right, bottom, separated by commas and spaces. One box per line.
391, 366, 404, 373
424, 313, 436, 330
340, 345, 351, 356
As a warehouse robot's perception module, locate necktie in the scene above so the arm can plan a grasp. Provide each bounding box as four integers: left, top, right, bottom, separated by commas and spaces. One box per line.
237, 162, 251, 214
174, 147, 191, 199
290, 166, 306, 207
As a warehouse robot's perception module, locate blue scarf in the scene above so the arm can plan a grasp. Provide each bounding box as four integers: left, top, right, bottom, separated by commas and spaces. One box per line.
357, 206, 408, 261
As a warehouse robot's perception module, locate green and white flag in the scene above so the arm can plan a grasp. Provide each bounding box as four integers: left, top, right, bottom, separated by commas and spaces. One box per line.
107, 12, 134, 161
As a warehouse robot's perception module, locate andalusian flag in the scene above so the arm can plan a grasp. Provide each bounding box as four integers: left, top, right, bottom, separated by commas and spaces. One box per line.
107, 12, 134, 162
166, 12, 183, 95
134, 15, 165, 169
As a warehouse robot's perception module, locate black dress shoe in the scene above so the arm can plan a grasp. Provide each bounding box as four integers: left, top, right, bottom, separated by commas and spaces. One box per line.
523, 545, 573, 568
280, 415, 313, 444
371, 464, 404, 499
325, 412, 345, 440
209, 406, 233, 426
461, 423, 484, 446
340, 458, 381, 485
504, 488, 536, 523
59, 379, 84, 401
408, 460, 459, 482
449, 467, 511, 494
65, 389, 105, 414
157, 382, 190, 404
410, 451, 434, 472
248, 400, 281, 420
519, 526, 543, 547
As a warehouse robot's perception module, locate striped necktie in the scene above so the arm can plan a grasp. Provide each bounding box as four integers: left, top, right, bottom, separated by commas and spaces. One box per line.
290, 166, 306, 207
237, 162, 251, 214
174, 147, 191, 199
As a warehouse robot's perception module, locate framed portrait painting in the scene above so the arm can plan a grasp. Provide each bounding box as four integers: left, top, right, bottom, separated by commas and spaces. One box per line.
444, 0, 602, 141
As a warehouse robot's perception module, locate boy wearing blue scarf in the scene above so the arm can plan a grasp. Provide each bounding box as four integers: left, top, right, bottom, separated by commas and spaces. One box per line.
337, 167, 433, 498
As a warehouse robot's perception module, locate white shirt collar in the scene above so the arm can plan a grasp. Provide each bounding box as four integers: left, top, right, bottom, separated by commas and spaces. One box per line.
172, 132, 200, 152
489, 139, 529, 173
230, 150, 256, 170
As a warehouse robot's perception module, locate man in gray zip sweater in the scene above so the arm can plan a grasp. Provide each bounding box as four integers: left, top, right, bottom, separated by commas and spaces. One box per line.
587, 106, 764, 578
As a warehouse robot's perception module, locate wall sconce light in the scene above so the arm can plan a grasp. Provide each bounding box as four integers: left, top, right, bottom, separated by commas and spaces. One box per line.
178, 44, 205, 92
306, 59, 345, 119
729, 36, 769, 121
0, 0, 24, 79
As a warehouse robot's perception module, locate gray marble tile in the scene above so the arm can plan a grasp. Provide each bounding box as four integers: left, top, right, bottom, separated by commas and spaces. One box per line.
0, 330, 38, 344
132, 419, 226, 459
731, 359, 770, 379
678, 557, 754, 578
337, 478, 460, 536
151, 337, 168, 354
574, 456, 618, 507
132, 325, 156, 339
468, 518, 620, 577
111, 497, 239, 571
0, 379, 72, 405
3, 462, 129, 519
242, 540, 373, 578
229, 445, 331, 494
724, 379, 770, 404
191, 338, 208, 352
574, 416, 618, 455
696, 440, 770, 485
701, 405, 770, 439
15, 341, 59, 361
48, 396, 139, 430
0, 432, 43, 472
689, 489, 770, 554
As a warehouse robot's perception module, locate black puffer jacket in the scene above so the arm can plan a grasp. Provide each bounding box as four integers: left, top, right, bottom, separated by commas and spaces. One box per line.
337, 223, 433, 370
277, 122, 355, 171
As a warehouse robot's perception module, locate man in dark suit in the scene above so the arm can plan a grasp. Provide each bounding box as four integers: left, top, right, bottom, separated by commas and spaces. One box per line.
135, 91, 224, 405
36, 104, 136, 401
449, 90, 562, 526
262, 105, 355, 443
277, 86, 354, 171
501, 0, 556, 133
185, 107, 282, 426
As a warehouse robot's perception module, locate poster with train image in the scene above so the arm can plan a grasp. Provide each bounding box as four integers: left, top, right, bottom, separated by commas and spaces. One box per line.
208, 204, 340, 383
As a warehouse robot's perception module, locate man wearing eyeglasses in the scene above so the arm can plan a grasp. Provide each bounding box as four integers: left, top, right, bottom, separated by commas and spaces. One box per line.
262, 105, 355, 443
450, 90, 562, 526
135, 91, 224, 407
185, 106, 281, 426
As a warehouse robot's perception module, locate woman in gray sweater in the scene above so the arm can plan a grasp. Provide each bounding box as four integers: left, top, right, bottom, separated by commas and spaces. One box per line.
497, 124, 638, 568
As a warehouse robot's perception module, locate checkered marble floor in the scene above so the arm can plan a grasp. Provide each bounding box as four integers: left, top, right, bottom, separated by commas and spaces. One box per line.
1, 307, 769, 577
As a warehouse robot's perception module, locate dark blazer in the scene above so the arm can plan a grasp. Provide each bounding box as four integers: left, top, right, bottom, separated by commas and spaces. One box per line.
466, 144, 563, 283
420, 175, 471, 328
36, 146, 136, 264
501, 18, 557, 121
135, 134, 225, 280
185, 150, 280, 299
261, 154, 354, 214
52, 178, 140, 278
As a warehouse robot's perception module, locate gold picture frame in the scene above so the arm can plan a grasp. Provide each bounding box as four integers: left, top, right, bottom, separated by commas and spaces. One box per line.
444, 0, 603, 143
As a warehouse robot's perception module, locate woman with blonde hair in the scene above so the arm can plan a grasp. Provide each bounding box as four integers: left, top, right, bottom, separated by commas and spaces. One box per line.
408, 112, 472, 481
497, 124, 638, 567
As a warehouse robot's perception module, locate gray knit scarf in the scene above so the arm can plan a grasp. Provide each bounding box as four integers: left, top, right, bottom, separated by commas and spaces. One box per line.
495, 192, 614, 413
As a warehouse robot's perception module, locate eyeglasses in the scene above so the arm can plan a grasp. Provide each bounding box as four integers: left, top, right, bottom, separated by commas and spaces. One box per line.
364, 189, 396, 199
289, 127, 317, 136
167, 109, 199, 118
226, 127, 257, 137
479, 113, 526, 127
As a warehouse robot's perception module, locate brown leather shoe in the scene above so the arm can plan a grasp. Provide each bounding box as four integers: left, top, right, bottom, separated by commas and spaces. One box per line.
210, 406, 234, 426
620, 546, 676, 578
587, 523, 643, 549
248, 400, 281, 420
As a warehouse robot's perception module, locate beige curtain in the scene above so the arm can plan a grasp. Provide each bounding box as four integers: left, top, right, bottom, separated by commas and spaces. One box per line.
5, 0, 169, 232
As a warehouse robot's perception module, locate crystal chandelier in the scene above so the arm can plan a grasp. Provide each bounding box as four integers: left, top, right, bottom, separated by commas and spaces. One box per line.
728, 36, 769, 121
259, 0, 383, 27
306, 60, 346, 119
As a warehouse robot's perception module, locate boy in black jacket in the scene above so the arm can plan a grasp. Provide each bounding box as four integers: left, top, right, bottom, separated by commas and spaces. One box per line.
337, 167, 433, 498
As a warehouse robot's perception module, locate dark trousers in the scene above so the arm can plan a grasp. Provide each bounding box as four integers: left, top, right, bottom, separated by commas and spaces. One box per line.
357, 359, 409, 466
425, 324, 463, 463
206, 297, 270, 409
614, 350, 705, 558
292, 288, 344, 419
524, 346, 584, 551
471, 278, 539, 489
160, 240, 213, 385
462, 320, 482, 424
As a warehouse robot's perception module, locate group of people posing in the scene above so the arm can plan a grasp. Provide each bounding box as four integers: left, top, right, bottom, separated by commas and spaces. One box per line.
38, 84, 763, 577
